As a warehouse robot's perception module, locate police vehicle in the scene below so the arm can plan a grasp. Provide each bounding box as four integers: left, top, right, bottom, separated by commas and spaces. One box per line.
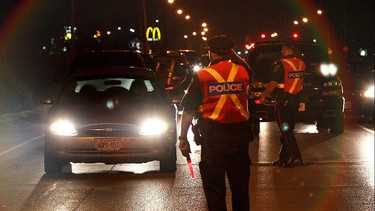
246, 41, 345, 134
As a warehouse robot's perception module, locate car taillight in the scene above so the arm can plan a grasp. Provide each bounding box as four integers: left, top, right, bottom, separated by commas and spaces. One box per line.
165, 86, 174, 91
255, 100, 261, 104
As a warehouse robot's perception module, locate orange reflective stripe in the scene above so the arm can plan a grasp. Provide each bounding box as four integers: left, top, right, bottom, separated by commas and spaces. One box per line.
202, 64, 249, 120
283, 59, 300, 94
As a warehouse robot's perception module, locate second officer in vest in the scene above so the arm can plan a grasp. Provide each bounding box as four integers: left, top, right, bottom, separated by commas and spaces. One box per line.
260, 38, 305, 167
179, 35, 253, 211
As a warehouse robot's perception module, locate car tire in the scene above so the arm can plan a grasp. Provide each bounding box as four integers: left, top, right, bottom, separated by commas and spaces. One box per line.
44, 150, 63, 174
160, 144, 177, 173
329, 112, 344, 134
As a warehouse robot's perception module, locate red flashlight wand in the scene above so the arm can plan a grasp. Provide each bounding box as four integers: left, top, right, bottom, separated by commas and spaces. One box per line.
186, 154, 195, 179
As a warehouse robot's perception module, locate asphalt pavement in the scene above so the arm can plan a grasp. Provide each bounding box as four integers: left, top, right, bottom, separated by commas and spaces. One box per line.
0, 107, 373, 210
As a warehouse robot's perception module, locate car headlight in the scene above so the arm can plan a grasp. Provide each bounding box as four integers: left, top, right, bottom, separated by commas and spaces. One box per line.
50, 120, 78, 136
363, 85, 374, 98
138, 118, 168, 136
320, 63, 338, 77
193, 65, 201, 72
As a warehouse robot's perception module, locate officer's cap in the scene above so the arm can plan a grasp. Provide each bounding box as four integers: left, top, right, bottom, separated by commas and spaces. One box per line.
207, 35, 235, 54
282, 38, 298, 50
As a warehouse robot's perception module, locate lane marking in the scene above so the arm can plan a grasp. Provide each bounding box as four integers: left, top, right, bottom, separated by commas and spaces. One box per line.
357, 124, 374, 134
0, 134, 44, 156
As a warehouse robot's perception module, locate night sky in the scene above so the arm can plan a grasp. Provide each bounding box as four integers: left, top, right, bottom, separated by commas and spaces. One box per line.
1, 0, 374, 54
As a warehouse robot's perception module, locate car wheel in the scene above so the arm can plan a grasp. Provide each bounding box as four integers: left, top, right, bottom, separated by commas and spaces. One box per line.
160, 145, 177, 173
44, 150, 63, 174
329, 112, 344, 134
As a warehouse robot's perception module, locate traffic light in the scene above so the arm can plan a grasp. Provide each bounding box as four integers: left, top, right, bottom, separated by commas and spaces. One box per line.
292, 33, 299, 39
260, 34, 267, 39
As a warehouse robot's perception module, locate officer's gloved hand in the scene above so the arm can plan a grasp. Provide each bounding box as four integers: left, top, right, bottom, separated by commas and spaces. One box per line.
178, 137, 191, 158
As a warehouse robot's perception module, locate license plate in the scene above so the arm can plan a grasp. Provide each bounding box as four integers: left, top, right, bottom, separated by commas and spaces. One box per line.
96, 139, 121, 152
298, 102, 306, 112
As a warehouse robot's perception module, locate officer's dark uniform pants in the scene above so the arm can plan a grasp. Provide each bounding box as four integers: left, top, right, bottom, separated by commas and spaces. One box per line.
199, 119, 251, 211
275, 98, 302, 162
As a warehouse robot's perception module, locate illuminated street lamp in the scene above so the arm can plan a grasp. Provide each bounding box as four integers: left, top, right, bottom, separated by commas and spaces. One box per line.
177, 9, 183, 15
317, 10, 323, 15
185, 15, 191, 20
202, 22, 207, 28
294, 20, 299, 25
302, 17, 308, 23
167, 0, 174, 4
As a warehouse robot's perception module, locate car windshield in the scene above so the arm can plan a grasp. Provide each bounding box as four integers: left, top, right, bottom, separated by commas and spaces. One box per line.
59, 76, 163, 106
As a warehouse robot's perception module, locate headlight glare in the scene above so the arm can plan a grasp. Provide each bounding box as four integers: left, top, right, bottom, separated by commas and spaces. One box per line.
320, 63, 338, 77
50, 120, 78, 136
139, 118, 168, 135
364, 85, 374, 98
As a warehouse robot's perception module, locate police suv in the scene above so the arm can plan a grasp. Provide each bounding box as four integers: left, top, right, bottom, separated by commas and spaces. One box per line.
246, 41, 345, 134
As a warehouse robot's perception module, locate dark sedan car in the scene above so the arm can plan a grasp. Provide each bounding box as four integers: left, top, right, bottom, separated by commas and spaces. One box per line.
42, 67, 178, 174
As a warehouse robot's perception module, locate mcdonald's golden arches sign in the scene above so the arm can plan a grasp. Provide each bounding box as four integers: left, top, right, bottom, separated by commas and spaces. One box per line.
146, 27, 161, 41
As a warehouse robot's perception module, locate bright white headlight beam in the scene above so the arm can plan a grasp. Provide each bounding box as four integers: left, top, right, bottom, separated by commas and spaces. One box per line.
50, 120, 78, 136
320, 63, 338, 77
139, 119, 168, 135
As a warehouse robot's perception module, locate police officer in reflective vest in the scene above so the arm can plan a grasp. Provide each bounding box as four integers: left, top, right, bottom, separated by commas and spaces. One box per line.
260, 38, 305, 167
179, 35, 252, 211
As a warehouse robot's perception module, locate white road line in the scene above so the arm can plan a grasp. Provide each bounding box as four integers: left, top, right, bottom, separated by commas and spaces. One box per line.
0, 134, 44, 156
357, 124, 375, 134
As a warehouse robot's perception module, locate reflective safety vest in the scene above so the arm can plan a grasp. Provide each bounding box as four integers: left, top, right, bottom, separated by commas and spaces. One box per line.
197, 61, 250, 123
279, 57, 305, 95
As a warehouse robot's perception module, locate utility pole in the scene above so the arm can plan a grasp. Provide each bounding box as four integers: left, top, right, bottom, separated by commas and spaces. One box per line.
70, 0, 76, 56
141, 0, 150, 52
